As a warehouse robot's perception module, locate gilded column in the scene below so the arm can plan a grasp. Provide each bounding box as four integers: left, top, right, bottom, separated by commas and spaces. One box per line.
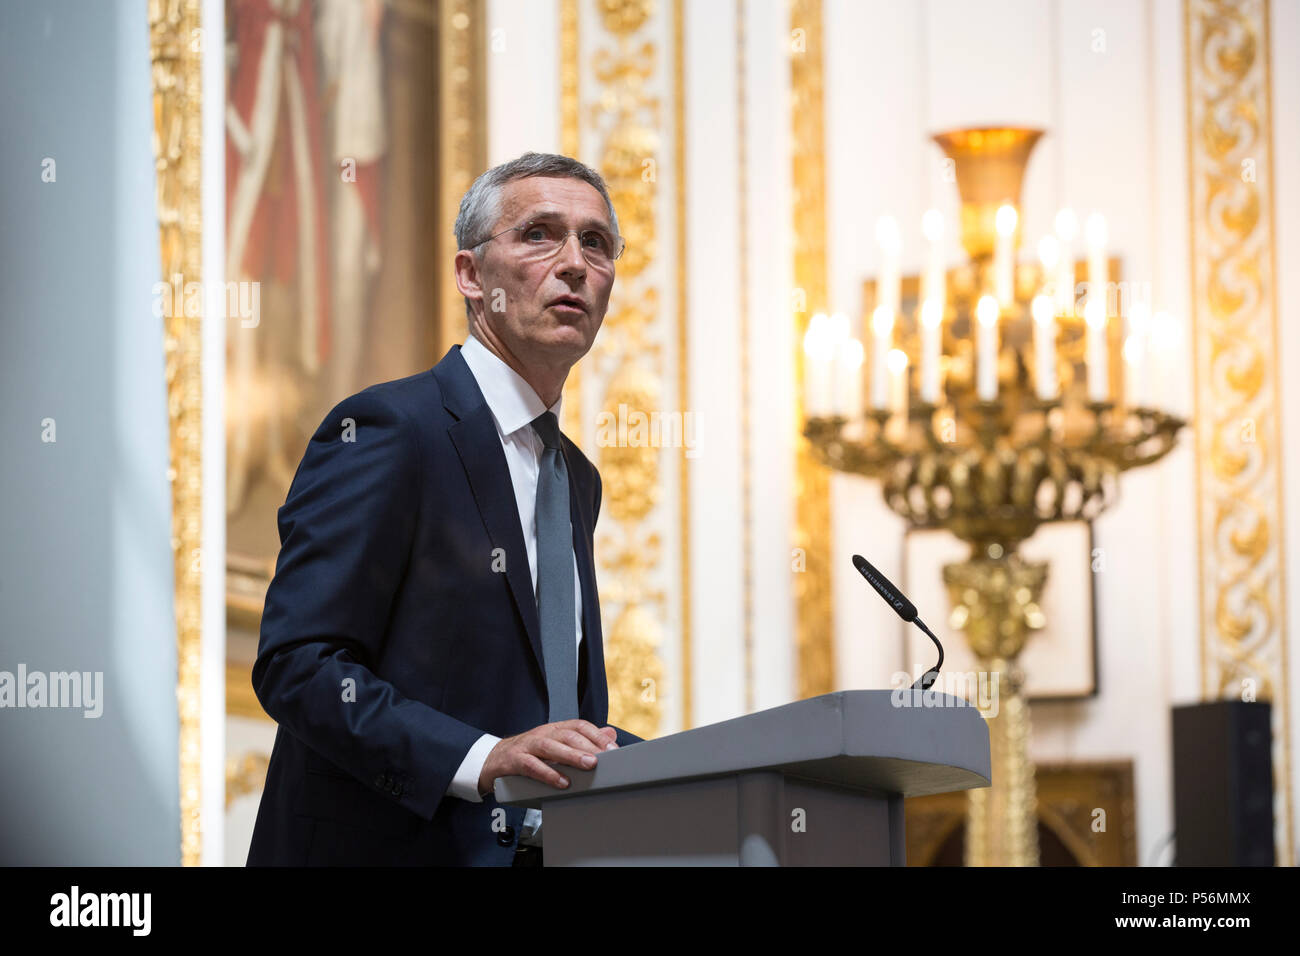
1185, 0, 1293, 864
571, 0, 684, 738
148, 0, 204, 866
436, 0, 487, 355
789, 0, 835, 697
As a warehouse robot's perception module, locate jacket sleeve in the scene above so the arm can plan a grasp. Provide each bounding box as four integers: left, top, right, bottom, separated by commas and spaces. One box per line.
610, 725, 644, 747
251, 388, 486, 822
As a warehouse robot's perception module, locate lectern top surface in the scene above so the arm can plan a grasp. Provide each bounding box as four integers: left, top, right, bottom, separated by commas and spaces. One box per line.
495, 689, 991, 809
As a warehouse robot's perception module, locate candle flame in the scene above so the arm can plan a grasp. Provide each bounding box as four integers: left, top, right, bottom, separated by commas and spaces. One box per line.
1031, 294, 1055, 325
803, 312, 835, 359
1085, 296, 1107, 328
1037, 235, 1060, 269
1055, 207, 1078, 241
922, 209, 944, 243
920, 298, 942, 328
976, 295, 999, 326
995, 204, 1018, 236
875, 215, 901, 253
871, 304, 895, 336
842, 337, 865, 366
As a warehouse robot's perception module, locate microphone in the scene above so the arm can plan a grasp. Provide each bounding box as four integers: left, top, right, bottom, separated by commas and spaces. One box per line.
851, 553, 944, 691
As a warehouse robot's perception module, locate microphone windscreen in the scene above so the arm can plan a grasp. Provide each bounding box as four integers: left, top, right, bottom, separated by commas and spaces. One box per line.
852, 553, 918, 622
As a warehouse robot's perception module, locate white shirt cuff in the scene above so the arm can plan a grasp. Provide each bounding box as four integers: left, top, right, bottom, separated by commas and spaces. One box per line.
446, 733, 502, 802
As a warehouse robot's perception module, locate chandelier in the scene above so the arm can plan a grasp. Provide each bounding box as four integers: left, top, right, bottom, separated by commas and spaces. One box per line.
800, 126, 1186, 865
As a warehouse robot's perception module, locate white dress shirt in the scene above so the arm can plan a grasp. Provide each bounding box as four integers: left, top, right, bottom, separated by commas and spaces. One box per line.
445, 333, 585, 843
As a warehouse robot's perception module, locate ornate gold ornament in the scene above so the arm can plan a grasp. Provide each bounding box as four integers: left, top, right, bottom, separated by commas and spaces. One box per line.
568, 0, 689, 738
436, 0, 487, 355
789, 0, 836, 699
1186, 0, 1293, 864
148, 0, 204, 866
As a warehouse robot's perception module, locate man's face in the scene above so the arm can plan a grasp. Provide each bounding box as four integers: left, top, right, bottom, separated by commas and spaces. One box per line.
456, 175, 616, 369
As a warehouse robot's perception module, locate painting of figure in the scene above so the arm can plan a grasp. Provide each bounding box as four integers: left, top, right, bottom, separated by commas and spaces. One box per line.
224, 0, 471, 632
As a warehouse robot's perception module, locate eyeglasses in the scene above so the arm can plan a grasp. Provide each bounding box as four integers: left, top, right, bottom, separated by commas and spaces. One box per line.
470, 217, 625, 267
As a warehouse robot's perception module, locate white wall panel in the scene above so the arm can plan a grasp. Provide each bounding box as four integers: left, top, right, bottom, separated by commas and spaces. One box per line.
824, 0, 915, 692
486, 0, 560, 161
745, 0, 798, 712
685, 0, 746, 727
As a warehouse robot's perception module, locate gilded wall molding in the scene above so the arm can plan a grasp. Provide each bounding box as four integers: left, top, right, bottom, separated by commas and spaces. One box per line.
148, 0, 204, 866
568, 0, 685, 738
789, 0, 835, 698
436, 0, 488, 355
225, 751, 271, 809
1185, 0, 1293, 864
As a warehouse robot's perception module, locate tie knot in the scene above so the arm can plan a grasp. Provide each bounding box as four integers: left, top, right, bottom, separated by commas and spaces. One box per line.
531, 410, 562, 449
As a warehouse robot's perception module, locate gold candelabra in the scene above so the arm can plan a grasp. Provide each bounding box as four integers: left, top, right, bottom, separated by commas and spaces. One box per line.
801, 126, 1185, 866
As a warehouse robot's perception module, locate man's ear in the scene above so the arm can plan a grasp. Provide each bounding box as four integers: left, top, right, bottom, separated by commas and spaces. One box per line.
453, 249, 485, 312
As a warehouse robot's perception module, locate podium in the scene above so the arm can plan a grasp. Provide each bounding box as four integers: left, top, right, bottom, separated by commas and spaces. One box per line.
494, 689, 991, 866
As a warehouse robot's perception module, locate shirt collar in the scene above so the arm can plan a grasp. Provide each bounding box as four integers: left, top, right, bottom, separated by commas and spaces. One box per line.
459, 332, 563, 439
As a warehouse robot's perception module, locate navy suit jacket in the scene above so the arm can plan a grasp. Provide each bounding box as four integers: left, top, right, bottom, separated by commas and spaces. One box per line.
247, 344, 641, 866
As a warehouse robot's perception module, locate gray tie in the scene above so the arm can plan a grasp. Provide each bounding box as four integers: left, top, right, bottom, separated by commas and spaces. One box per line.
530, 410, 578, 722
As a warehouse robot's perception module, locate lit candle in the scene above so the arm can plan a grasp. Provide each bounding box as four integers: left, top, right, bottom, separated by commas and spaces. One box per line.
876, 215, 902, 320
836, 337, 865, 419
1086, 212, 1108, 304
887, 349, 909, 437
1037, 235, 1060, 300
802, 312, 834, 417
1031, 294, 1057, 401
870, 304, 894, 409
828, 312, 860, 418
921, 210, 945, 310
919, 298, 943, 404
994, 204, 1018, 307
1124, 302, 1151, 408
1055, 208, 1078, 315
827, 310, 849, 349
1085, 296, 1109, 403
976, 295, 999, 401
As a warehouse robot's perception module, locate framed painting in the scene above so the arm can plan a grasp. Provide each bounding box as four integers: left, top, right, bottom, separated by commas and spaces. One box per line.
223, 0, 487, 699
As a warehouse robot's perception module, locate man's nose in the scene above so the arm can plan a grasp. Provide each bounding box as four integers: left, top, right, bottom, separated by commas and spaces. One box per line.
555, 232, 588, 279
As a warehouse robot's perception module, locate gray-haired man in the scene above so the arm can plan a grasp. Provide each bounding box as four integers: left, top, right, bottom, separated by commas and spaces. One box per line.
248, 153, 642, 867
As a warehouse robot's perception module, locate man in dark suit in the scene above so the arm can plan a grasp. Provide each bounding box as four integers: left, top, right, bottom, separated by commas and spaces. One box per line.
247, 152, 641, 866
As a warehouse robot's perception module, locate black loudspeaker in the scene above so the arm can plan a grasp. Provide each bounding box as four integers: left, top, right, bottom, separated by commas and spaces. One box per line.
1172, 700, 1274, 866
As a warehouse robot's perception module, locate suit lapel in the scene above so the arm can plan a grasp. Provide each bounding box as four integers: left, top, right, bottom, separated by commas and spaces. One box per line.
437, 348, 546, 685
435, 345, 605, 720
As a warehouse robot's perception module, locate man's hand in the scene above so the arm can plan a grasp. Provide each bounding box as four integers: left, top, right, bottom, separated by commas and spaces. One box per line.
478, 720, 619, 795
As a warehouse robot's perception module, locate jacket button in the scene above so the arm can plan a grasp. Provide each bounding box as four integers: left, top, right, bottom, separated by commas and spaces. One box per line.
374, 773, 386, 788
497, 825, 516, 847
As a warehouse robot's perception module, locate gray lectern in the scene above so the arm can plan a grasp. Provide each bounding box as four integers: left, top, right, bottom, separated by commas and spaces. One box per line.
494, 689, 991, 866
